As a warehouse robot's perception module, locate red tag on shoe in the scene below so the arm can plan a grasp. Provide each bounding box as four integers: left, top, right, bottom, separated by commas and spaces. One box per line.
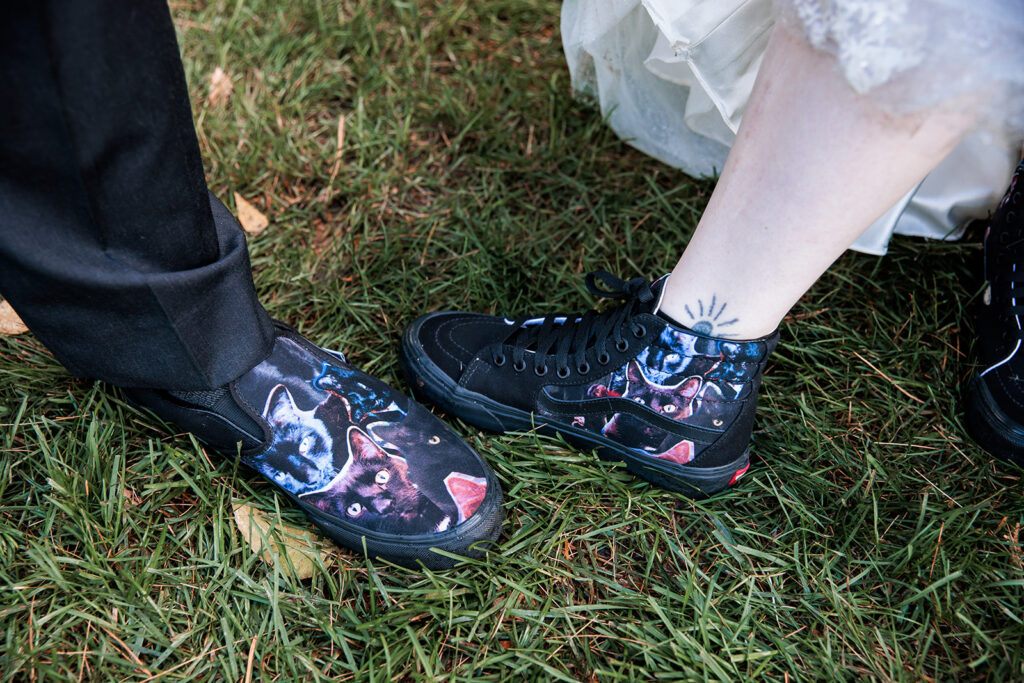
728, 463, 750, 485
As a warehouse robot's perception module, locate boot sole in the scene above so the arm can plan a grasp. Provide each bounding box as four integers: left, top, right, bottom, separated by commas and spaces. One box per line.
400, 318, 750, 498
964, 375, 1024, 467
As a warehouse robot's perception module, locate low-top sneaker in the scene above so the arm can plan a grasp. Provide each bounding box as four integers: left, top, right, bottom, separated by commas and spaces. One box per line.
125, 321, 504, 569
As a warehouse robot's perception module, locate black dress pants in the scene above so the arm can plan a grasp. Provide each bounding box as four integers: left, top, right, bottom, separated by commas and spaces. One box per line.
0, 1, 274, 390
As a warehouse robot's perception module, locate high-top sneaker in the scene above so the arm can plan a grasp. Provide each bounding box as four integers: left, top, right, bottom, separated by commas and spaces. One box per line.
400, 272, 778, 497
965, 160, 1024, 466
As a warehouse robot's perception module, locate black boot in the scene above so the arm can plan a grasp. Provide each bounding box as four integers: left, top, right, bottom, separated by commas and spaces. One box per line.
965, 160, 1024, 466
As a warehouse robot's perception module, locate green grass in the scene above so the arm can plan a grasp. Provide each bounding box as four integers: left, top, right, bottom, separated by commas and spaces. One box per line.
2, 0, 1022, 679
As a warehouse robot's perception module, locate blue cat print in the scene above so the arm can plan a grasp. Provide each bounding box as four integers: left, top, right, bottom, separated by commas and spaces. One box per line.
238, 338, 488, 536
540, 324, 766, 463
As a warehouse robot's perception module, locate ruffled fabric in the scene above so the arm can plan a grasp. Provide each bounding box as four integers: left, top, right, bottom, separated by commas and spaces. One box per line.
562, 0, 1024, 255
780, 0, 1024, 133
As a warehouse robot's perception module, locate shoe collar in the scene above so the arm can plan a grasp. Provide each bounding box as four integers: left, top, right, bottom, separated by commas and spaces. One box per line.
650, 274, 670, 317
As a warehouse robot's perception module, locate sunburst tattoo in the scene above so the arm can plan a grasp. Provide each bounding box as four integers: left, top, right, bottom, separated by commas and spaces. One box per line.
683, 295, 739, 336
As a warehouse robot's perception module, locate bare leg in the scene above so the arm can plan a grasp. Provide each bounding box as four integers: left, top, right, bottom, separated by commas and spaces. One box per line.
658, 24, 976, 339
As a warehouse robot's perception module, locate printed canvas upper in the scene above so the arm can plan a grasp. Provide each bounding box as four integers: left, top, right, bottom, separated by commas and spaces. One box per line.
541, 322, 769, 465
234, 337, 489, 536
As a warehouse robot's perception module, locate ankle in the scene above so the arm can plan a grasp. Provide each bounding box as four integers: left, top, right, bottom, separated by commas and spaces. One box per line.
656, 278, 781, 340
656, 298, 778, 340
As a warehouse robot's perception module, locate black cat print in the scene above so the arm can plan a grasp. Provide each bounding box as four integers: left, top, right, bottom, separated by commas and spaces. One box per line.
235, 338, 488, 536
541, 326, 766, 465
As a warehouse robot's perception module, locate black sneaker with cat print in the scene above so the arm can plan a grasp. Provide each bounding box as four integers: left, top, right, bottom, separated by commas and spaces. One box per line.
965, 160, 1024, 466
400, 272, 778, 497
124, 321, 503, 569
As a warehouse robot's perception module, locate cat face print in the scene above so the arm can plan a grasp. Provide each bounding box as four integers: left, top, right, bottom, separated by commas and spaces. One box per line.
252, 385, 336, 493
599, 362, 704, 456
622, 360, 701, 420
368, 404, 489, 523
300, 426, 451, 535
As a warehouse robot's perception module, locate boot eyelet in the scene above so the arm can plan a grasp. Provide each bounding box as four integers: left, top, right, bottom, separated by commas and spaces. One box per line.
513, 360, 526, 372
597, 352, 610, 365
616, 339, 629, 352
557, 366, 571, 379
493, 354, 506, 367
632, 324, 647, 339
534, 364, 548, 377
577, 362, 590, 374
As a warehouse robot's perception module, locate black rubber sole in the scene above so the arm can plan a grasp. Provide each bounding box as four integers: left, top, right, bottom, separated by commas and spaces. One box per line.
964, 375, 1024, 467
286, 475, 504, 570
122, 389, 504, 571
400, 317, 750, 498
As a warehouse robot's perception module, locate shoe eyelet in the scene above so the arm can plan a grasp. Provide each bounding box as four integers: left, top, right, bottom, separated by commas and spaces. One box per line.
556, 366, 571, 379
597, 352, 610, 365
616, 339, 629, 353
513, 360, 526, 372
632, 324, 647, 339
493, 354, 506, 367
534, 363, 548, 377
577, 362, 590, 374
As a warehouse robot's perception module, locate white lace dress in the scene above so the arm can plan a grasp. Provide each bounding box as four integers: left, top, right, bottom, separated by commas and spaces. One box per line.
563, 0, 1024, 254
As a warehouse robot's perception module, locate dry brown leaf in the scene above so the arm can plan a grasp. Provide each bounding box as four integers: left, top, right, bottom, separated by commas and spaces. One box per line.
208, 66, 234, 106
232, 503, 334, 580
0, 300, 28, 336
234, 192, 269, 235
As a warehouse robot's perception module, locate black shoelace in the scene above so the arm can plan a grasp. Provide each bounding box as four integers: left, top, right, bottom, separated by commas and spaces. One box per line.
491, 271, 655, 377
